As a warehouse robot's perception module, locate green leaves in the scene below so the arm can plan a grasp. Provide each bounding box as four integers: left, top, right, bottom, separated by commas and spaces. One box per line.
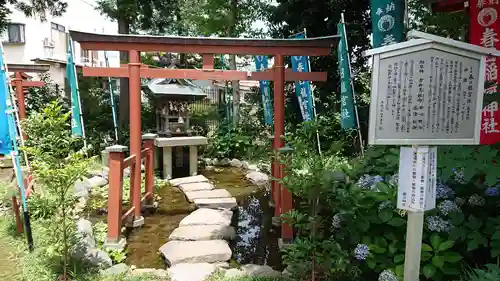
430, 234, 442, 250
432, 255, 445, 268
388, 217, 405, 227
437, 241, 454, 252
442, 252, 462, 263
378, 208, 393, 223
423, 264, 437, 278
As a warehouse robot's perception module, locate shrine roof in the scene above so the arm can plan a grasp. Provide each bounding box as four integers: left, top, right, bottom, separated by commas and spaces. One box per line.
143, 78, 207, 97
69, 30, 339, 55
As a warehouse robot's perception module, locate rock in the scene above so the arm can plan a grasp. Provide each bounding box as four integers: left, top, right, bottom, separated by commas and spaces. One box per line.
170, 175, 209, 186
245, 171, 269, 186
178, 182, 215, 192
193, 197, 238, 210
241, 264, 281, 277
169, 225, 236, 241
229, 159, 242, 168
179, 208, 233, 226
159, 240, 232, 265
168, 263, 217, 281
247, 164, 259, 171
74, 179, 91, 198
282, 266, 292, 276
86, 248, 113, 269
184, 189, 232, 202
76, 218, 93, 237
241, 161, 250, 170
141, 164, 145, 171
131, 268, 169, 278
101, 167, 110, 179
225, 268, 246, 278
203, 158, 213, 166
212, 158, 219, 166
213, 262, 230, 269
88, 176, 108, 188
101, 263, 129, 276
219, 158, 230, 166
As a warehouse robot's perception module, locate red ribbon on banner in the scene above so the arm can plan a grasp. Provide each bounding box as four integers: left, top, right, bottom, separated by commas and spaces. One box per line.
470, 0, 500, 144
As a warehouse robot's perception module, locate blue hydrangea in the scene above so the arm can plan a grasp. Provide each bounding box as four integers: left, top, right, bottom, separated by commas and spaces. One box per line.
378, 269, 398, 281
357, 174, 384, 190
468, 194, 486, 206
452, 168, 467, 184
426, 216, 453, 233
486, 187, 500, 197
389, 173, 399, 186
436, 182, 455, 199
332, 213, 342, 229
437, 200, 460, 216
354, 244, 369, 260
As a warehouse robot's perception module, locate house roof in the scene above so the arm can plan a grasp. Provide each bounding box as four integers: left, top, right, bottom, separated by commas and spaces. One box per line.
143, 78, 207, 98
7, 63, 50, 73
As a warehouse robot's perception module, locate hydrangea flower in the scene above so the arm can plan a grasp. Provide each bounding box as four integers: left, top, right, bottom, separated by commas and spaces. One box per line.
437, 200, 460, 216
378, 269, 398, 281
436, 182, 455, 199
468, 194, 486, 206
378, 201, 392, 211
357, 174, 384, 190
426, 216, 453, 233
354, 244, 369, 260
389, 173, 399, 186
452, 168, 467, 184
486, 187, 500, 197
332, 213, 342, 229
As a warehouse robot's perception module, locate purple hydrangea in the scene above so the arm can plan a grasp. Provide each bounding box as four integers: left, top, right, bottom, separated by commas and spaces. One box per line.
379, 269, 398, 281
486, 187, 500, 197
354, 244, 369, 260
437, 200, 460, 216
357, 174, 384, 190
436, 182, 455, 199
426, 216, 453, 233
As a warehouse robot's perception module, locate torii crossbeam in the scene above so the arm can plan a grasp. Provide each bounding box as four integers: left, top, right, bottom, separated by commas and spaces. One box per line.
70, 30, 339, 242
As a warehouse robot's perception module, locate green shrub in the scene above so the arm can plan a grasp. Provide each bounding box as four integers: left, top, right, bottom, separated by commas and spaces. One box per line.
463, 264, 500, 281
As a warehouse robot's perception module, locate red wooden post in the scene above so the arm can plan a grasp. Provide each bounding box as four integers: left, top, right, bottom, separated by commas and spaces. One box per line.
274, 54, 293, 241
128, 50, 144, 227
104, 145, 127, 249
13, 72, 26, 120
11, 196, 23, 233
142, 133, 157, 204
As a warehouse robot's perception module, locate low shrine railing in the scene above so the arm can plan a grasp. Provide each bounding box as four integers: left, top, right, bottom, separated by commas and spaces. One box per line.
104, 133, 157, 245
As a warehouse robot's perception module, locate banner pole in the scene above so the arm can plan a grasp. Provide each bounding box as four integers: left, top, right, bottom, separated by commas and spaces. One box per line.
302, 28, 323, 158
340, 13, 365, 156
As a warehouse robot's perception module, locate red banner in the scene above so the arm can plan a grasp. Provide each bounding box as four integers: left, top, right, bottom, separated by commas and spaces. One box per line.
470, 0, 500, 144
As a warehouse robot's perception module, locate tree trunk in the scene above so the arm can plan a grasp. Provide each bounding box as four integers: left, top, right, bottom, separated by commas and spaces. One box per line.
118, 17, 130, 125
228, 0, 240, 125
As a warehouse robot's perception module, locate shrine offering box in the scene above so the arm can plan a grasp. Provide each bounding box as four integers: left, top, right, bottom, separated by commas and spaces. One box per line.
364, 31, 500, 145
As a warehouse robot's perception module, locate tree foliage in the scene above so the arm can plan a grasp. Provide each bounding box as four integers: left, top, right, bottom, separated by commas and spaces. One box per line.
0, 0, 67, 30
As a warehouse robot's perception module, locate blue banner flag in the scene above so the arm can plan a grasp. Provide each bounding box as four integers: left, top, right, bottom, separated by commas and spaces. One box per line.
337, 22, 356, 130
0, 48, 11, 154
66, 39, 83, 137
254, 55, 273, 125
291, 33, 314, 121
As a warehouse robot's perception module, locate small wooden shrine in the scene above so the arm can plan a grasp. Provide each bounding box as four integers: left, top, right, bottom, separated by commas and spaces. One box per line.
143, 77, 206, 137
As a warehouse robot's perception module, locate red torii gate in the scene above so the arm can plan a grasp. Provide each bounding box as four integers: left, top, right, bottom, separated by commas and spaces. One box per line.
7, 64, 50, 120
69, 30, 338, 242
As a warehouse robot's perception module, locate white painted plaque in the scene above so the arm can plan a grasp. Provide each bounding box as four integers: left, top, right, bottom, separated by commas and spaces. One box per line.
397, 146, 437, 212
365, 33, 491, 145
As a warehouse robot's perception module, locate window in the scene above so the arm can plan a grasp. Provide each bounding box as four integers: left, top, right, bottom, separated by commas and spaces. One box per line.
3, 23, 25, 43
51, 22, 65, 32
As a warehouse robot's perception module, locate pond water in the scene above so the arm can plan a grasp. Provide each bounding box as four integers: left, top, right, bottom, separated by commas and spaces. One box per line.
124, 167, 283, 270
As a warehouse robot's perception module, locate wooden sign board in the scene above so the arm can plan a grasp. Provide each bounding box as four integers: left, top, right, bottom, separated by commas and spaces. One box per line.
364, 31, 500, 145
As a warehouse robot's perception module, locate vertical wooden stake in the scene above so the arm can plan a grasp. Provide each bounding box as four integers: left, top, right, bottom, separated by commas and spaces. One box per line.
105, 145, 127, 244
404, 211, 424, 281
142, 133, 157, 203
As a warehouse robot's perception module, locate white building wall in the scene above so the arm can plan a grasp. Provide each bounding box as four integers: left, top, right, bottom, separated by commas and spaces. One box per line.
2, 0, 119, 86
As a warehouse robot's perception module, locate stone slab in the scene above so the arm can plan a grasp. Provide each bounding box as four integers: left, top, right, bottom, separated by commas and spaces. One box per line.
184, 189, 232, 202
194, 197, 238, 210
179, 208, 233, 226
159, 240, 232, 265
155, 136, 208, 147
168, 263, 217, 281
169, 225, 236, 241
169, 175, 208, 186
241, 264, 282, 277
178, 182, 215, 192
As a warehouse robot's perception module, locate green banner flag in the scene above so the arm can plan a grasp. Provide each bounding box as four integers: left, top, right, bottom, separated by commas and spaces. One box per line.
370, 0, 405, 47
337, 22, 356, 130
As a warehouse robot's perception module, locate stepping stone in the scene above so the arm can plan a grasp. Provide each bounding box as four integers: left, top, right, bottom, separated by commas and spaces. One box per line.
159, 240, 232, 265
178, 182, 215, 192
241, 264, 282, 277
168, 263, 217, 281
194, 197, 238, 210
169, 225, 236, 241
179, 208, 233, 226
170, 175, 208, 186
184, 189, 232, 202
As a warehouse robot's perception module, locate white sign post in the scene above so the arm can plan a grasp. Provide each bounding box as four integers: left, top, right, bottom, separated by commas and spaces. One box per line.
364, 30, 499, 281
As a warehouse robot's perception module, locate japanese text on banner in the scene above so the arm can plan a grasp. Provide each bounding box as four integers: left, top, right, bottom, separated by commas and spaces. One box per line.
370, 0, 406, 48
291, 33, 314, 122
470, 0, 500, 144
337, 22, 356, 129
254, 56, 273, 125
